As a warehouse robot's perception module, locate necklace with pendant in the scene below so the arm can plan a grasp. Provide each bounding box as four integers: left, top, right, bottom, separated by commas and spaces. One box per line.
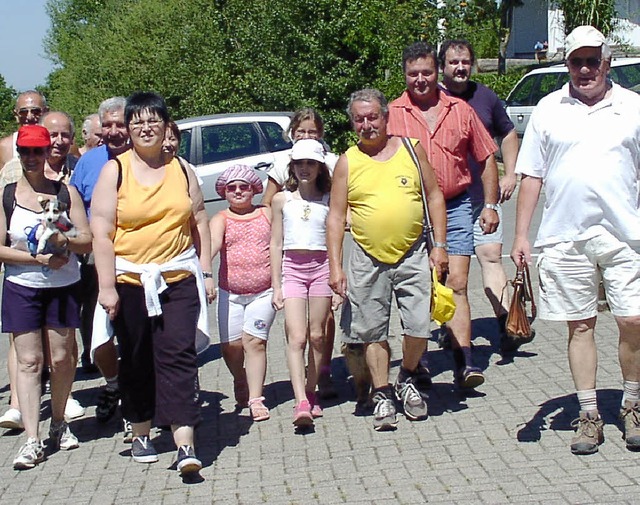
301, 202, 311, 221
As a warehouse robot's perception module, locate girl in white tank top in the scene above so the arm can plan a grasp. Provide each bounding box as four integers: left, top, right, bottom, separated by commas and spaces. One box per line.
270, 139, 342, 428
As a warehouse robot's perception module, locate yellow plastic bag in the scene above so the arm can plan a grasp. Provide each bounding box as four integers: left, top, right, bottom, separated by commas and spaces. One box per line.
431, 268, 456, 325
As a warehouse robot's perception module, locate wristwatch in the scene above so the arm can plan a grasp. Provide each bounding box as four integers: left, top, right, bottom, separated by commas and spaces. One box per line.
433, 242, 448, 250
202, 272, 214, 279
484, 203, 500, 211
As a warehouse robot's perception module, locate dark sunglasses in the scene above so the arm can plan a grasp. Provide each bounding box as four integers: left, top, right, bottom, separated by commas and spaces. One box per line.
18, 146, 46, 156
17, 107, 43, 117
568, 57, 602, 69
225, 183, 251, 193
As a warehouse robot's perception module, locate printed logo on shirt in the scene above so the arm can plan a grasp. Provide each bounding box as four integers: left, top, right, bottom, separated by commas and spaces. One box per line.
254, 319, 267, 330
395, 174, 414, 189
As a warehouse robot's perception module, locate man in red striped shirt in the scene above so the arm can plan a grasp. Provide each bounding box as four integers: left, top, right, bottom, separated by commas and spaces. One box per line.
388, 41, 500, 391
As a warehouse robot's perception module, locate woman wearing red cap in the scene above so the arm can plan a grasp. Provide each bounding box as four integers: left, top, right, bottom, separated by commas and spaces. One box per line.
0, 124, 92, 469
91, 92, 214, 477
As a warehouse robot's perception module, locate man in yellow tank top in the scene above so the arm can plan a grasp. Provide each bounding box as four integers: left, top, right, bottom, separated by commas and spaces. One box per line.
327, 88, 448, 431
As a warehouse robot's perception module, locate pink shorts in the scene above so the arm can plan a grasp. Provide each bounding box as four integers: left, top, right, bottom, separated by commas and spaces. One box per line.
282, 250, 332, 299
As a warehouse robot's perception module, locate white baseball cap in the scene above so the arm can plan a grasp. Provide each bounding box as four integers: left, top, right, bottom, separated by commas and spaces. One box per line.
565, 25, 606, 59
290, 139, 326, 163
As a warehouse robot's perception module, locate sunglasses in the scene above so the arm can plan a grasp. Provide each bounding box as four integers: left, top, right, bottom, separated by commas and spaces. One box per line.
17, 146, 46, 156
568, 57, 602, 69
225, 183, 251, 193
16, 107, 43, 117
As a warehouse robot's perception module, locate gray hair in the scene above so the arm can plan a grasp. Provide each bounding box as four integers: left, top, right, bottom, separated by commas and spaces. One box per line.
39, 110, 75, 136
98, 96, 126, 123
601, 43, 612, 60
82, 113, 100, 137
346, 88, 389, 121
16, 90, 47, 108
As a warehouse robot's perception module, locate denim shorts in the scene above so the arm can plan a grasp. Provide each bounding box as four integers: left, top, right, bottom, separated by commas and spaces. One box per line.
472, 201, 503, 247
446, 192, 474, 256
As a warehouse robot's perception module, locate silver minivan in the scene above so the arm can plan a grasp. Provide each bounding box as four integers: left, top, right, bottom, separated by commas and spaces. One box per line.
177, 112, 293, 216
505, 57, 640, 138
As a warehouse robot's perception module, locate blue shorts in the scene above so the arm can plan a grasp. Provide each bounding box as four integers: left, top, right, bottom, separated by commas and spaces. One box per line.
1, 279, 82, 333
446, 193, 474, 256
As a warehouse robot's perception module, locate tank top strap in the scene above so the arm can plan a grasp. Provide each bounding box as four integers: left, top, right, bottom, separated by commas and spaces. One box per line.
321, 193, 330, 205
284, 190, 293, 202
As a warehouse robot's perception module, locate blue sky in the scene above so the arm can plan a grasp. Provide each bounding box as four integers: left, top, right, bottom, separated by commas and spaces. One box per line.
0, 0, 54, 91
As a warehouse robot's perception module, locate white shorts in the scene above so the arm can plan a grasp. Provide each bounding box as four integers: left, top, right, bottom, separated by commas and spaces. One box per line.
537, 231, 640, 321
217, 288, 276, 343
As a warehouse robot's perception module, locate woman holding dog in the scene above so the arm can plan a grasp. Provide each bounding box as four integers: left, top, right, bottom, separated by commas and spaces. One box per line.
0, 124, 91, 469
91, 92, 214, 476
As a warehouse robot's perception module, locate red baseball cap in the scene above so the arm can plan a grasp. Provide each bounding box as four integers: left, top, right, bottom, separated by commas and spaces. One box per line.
16, 125, 51, 148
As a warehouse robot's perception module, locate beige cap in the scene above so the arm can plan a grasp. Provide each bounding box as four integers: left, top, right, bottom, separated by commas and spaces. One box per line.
565, 25, 606, 59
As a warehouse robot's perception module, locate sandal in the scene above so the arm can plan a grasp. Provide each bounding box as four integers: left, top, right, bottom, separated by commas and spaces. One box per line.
248, 397, 270, 422
233, 377, 249, 408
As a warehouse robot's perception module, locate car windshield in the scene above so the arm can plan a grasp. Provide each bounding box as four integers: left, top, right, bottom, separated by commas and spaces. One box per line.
610, 62, 640, 93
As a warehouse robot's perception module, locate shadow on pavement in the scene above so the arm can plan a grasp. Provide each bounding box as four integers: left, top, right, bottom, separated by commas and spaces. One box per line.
517, 388, 623, 442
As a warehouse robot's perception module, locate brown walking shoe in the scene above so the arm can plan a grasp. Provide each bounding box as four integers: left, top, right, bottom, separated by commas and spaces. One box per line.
570, 410, 604, 455
619, 400, 640, 451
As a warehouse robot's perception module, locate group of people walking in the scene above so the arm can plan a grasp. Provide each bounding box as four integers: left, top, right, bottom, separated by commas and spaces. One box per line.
1, 25, 639, 477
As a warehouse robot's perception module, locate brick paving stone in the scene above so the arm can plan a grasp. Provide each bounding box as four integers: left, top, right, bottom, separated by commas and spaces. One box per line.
2, 193, 640, 502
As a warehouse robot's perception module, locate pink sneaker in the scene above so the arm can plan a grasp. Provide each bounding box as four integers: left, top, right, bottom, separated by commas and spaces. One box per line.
293, 400, 313, 427
307, 392, 323, 418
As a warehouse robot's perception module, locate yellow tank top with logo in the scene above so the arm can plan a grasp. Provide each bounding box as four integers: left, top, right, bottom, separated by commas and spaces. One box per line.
114, 150, 193, 285
346, 139, 423, 264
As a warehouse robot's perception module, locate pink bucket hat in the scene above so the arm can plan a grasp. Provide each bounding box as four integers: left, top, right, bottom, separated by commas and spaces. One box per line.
215, 164, 263, 198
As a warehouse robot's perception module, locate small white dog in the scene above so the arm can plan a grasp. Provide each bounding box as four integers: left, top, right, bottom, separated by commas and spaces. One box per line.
31, 196, 77, 255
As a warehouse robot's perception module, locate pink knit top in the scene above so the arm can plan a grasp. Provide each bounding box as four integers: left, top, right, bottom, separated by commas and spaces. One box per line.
218, 207, 272, 295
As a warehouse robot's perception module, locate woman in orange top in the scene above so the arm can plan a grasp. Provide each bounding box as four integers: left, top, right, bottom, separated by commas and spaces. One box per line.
91, 92, 215, 476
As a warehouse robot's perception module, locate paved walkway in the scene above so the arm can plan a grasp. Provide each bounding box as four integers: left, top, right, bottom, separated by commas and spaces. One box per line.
1, 193, 639, 504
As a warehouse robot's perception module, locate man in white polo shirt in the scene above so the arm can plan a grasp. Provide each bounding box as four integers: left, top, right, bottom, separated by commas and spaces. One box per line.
512, 25, 640, 455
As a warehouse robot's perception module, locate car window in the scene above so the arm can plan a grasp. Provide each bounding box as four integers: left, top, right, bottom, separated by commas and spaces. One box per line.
201, 123, 262, 164
507, 75, 537, 106
531, 73, 564, 105
179, 128, 192, 162
610, 63, 640, 92
259, 121, 293, 152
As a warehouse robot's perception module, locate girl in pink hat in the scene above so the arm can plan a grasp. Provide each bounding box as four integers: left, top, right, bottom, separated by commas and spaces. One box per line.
270, 139, 342, 428
210, 164, 276, 421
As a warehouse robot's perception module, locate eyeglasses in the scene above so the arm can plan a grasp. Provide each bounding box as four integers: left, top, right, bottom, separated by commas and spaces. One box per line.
568, 57, 602, 69
225, 183, 251, 193
17, 147, 46, 156
294, 128, 319, 139
129, 119, 164, 131
16, 107, 42, 118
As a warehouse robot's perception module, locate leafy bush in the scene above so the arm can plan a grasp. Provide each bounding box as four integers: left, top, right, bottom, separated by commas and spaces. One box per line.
474, 69, 528, 100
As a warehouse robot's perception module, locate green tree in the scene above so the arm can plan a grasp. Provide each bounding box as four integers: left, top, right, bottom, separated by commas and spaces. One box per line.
0, 75, 17, 137
45, 0, 431, 150
556, 0, 618, 36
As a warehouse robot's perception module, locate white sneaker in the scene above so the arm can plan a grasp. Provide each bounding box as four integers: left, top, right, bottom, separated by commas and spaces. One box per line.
49, 421, 79, 451
65, 398, 86, 420
13, 437, 44, 469
0, 408, 24, 430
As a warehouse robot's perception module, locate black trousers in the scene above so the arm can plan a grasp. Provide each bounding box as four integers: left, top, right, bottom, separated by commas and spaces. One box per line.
113, 276, 201, 426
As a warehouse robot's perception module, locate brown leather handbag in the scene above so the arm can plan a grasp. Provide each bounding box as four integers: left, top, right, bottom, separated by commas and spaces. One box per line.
505, 262, 537, 344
